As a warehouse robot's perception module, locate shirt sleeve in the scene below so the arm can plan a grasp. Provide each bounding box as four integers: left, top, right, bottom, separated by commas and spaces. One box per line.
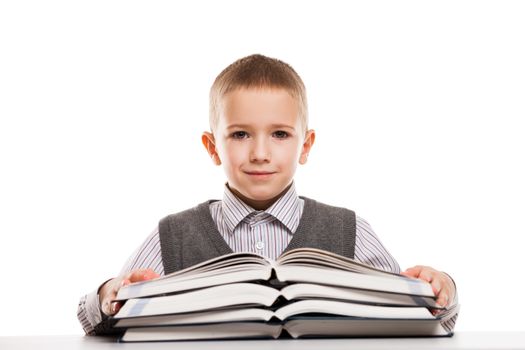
440, 273, 460, 333
76, 226, 165, 335
353, 215, 401, 273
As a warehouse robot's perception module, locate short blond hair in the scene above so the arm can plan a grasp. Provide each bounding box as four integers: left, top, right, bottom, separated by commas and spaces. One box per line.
209, 54, 308, 134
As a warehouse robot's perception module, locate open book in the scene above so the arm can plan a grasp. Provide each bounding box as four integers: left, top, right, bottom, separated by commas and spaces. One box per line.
119, 314, 457, 342
114, 248, 453, 341
116, 248, 435, 300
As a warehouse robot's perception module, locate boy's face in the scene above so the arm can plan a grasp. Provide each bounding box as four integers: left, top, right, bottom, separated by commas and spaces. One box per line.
202, 88, 315, 210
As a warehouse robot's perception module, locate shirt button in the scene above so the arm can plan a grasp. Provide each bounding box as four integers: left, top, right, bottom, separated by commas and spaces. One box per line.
255, 241, 264, 250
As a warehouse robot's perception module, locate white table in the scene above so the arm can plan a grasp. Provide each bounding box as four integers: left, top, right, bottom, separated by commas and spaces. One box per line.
1, 332, 524, 350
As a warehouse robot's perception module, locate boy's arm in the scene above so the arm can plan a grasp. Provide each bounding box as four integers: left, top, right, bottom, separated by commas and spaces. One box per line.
401, 266, 459, 332
76, 227, 164, 335
353, 216, 401, 273
354, 216, 459, 331
401, 266, 457, 308
77, 283, 110, 335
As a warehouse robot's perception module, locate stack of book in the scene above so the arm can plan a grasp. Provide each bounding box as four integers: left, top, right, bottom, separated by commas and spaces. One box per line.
112, 248, 458, 342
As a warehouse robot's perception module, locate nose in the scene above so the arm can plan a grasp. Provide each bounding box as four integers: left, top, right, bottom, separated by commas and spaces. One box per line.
249, 137, 271, 163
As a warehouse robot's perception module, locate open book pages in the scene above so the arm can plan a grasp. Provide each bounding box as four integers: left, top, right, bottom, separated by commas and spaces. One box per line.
119, 304, 460, 342
114, 282, 440, 321
281, 283, 439, 308
115, 307, 276, 328
115, 298, 435, 328
115, 283, 279, 318
112, 246, 461, 341
116, 248, 434, 300
120, 322, 283, 342
119, 317, 452, 342
116, 296, 435, 323
118, 304, 460, 342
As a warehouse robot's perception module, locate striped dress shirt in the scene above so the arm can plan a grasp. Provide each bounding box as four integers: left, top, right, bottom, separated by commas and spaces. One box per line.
78, 183, 426, 335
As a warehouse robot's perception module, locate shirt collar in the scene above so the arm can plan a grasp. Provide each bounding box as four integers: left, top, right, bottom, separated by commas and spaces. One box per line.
221, 182, 301, 235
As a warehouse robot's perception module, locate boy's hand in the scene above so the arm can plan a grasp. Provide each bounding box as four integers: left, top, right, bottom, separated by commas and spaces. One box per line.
99, 268, 159, 316
400, 265, 456, 309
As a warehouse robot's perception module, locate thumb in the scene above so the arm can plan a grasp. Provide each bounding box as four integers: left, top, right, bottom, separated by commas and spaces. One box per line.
111, 301, 123, 315
127, 268, 160, 283
401, 266, 423, 278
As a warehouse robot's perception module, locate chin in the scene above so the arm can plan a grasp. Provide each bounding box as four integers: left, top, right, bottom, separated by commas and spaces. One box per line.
248, 188, 284, 202
232, 180, 289, 202
245, 191, 275, 202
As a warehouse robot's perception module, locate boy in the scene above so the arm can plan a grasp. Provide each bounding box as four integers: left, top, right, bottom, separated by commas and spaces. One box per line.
77, 54, 458, 335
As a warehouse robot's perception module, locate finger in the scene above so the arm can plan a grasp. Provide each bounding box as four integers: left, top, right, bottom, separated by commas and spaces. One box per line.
128, 269, 159, 282
436, 290, 450, 308
101, 299, 109, 315
430, 279, 442, 296
101, 284, 116, 311
431, 308, 446, 316
111, 281, 122, 295
110, 301, 122, 315
416, 268, 436, 284
147, 270, 160, 279
399, 271, 412, 277
418, 270, 434, 283
401, 266, 424, 278
102, 298, 113, 316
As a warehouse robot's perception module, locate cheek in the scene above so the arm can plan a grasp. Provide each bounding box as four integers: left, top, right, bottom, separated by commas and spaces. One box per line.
219, 142, 245, 166
275, 142, 302, 163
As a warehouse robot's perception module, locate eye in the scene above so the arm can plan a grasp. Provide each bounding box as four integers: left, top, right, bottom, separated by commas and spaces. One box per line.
273, 130, 289, 139
231, 131, 248, 139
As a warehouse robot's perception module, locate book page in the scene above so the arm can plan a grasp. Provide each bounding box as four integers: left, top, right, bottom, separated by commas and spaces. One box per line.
284, 318, 450, 338
115, 307, 275, 328
274, 299, 435, 320
277, 248, 400, 277
121, 323, 282, 342
116, 255, 273, 300
116, 283, 281, 318
275, 265, 434, 297
281, 283, 440, 308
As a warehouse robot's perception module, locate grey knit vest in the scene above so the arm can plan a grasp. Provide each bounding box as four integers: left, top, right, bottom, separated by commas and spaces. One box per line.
159, 197, 356, 274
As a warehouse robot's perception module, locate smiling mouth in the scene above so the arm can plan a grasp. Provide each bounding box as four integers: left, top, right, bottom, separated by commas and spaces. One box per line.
245, 171, 276, 176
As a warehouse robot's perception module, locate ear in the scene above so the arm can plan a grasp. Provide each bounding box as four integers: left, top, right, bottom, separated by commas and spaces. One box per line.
201, 132, 222, 166
299, 129, 316, 165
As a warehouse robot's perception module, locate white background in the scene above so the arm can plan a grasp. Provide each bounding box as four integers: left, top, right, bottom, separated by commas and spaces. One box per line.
1, 1, 524, 336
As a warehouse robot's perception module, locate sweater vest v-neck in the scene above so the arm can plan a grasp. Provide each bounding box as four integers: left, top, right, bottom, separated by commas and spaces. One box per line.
159, 197, 356, 274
